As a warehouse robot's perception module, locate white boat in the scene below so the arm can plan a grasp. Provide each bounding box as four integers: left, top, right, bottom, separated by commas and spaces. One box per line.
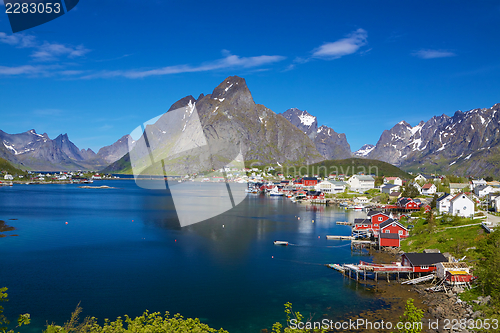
269, 187, 283, 196
274, 241, 288, 245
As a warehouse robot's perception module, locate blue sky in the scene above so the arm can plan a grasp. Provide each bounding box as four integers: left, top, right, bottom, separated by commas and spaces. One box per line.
1, 0, 500, 152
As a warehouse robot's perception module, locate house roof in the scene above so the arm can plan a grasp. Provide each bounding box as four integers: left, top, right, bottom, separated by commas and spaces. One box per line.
384, 177, 400, 180
450, 183, 469, 189
380, 219, 407, 230
353, 175, 375, 181
380, 233, 400, 239
303, 177, 317, 181
330, 181, 347, 186
450, 193, 473, 202
422, 183, 434, 189
382, 184, 399, 189
475, 184, 490, 191
390, 191, 401, 197
367, 210, 384, 216
354, 218, 371, 224
403, 253, 447, 266
436, 193, 451, 202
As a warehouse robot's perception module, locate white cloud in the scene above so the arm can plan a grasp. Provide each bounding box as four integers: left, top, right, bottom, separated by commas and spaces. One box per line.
412, 49, 456, 59
80, 52, 286, 79
0, 65, 46, 75
31, 42, 90, 61
312, 28, 368, 59
0, 32, 90, 61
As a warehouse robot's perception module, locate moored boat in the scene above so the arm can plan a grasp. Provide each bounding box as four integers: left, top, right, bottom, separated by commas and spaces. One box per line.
273, 240, 288, 245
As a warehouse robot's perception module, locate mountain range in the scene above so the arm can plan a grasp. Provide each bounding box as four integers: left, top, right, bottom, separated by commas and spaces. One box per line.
0, 129, 130, 171
1, 76, 499, 177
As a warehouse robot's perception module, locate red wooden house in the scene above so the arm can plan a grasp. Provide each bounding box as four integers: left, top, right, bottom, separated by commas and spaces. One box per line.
380, 219, 409, 238
397, 197, 422, 210
302, 177, 318, 187
306, 190, 324, 200
353, 218, 372, 231
367, 211, 391, 230
379, 233, 400, 247
401, 253, 447, 273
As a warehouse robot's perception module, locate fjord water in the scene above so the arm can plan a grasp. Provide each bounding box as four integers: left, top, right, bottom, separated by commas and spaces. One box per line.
0, 180, 382, 332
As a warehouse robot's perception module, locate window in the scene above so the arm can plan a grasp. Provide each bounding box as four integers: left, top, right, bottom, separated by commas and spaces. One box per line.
378, 217, 383, 221
385, 230, 390, 233
398, 230, 403, 235
420, 266, 429, 270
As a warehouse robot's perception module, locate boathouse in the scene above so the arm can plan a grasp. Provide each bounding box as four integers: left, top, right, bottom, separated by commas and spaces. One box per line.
302, 177, 318, 187
380, 219, 409, 238
379, 233, 400, 247
401, 253, 447, 273
368, 212, 391, 229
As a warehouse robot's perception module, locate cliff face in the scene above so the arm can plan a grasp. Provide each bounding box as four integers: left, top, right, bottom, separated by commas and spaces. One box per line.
281, 108, 352, 160
367, 103, 500, 177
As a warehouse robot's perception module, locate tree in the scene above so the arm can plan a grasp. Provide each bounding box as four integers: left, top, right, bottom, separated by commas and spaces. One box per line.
402, 184, 419, 198
44, 305, 228, 333
485, 176, 494, 182
272, 302, 327, 333
425, 210, 436, 232
476, 230, 500, 306
0, 288, 30, 333
430, 194, 438, 209
398, 298, 424, 333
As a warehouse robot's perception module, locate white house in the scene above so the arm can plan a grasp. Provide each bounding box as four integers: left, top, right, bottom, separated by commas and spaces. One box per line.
474, 185, 496, 198
3, 174, 13, 180
412, 182, 422, 194
381, 183, 401, 194
494, 196, 500, 213
355, 196, 370, 204
449, 193, 475, 217
421, 183, 437, 195
414, 174, 427, 182
384, 177, 403, 186
347, 175, 375, 193
314, 180, 347, 194
437, 193, 454, 214
471, 179, 487, 191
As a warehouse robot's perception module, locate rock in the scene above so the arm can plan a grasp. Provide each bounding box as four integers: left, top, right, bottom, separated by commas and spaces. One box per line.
471, 310, 482, 319
481, 295, 491, 305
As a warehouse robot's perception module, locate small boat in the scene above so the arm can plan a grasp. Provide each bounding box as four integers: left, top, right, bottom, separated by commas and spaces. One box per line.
273, 240, 288, 246
269, 187, 283, 196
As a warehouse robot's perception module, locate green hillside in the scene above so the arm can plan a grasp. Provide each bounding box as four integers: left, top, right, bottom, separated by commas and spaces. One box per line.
0, 157, 26, 176
101, 153, 132, 174
296, 158, 411, 178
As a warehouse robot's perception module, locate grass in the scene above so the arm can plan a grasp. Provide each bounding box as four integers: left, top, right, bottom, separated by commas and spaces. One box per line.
0, 157, 27, 176
400, 214, 487, 260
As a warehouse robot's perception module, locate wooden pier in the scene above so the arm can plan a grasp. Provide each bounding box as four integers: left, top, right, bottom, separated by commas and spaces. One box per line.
336, 221, 353, 225
327, 261, 419, 282
326, 235, 354, 240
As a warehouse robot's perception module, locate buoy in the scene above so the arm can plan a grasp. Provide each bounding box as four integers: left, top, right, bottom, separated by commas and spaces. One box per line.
222, 224, 225, 228
312, 220, 314, 223
65, 222, 68, 224
175, 239, 177, 242
132, 220, 134, 222
318, 236, 320, 239
298, 217, 300, 220
272, 256, 274, 259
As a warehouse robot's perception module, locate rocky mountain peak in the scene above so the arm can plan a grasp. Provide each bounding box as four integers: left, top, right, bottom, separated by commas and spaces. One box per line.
354, 144, 375, 157
210, 76, 254, 107
281, 108, 318, 139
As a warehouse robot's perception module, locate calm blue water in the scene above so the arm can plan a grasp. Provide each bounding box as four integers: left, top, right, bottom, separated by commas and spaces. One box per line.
0, 180, 383, 332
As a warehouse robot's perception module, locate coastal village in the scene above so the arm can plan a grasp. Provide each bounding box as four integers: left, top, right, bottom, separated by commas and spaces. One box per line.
2, 165, 500, 326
